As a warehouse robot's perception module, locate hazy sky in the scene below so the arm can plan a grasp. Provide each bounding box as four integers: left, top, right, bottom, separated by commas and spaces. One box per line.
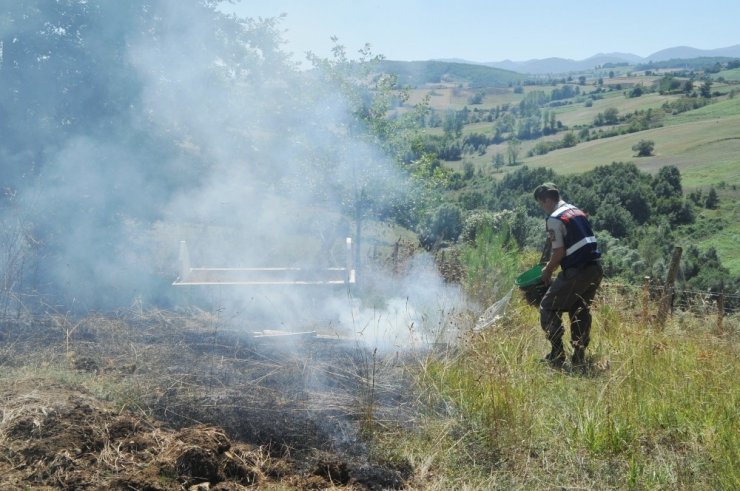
223, 0, 739, 64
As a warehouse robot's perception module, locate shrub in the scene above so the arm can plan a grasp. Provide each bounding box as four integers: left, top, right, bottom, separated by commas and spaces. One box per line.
419, 203, 464, 249
632, 139, 654, 157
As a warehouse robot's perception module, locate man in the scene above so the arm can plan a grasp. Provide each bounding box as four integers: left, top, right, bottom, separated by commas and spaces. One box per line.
534, 183, 603, 368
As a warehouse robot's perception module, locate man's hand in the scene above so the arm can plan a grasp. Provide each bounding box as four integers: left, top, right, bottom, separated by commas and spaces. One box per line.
542, 247, 565, 286
542, 267, 553, 286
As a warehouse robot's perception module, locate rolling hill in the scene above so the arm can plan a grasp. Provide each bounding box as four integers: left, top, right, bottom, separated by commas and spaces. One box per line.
436, 44, 740, 74
377, 60, 523, 87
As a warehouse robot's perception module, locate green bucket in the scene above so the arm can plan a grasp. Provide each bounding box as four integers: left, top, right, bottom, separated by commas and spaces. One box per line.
515, 264, 544, 288
515, 264, 547, 306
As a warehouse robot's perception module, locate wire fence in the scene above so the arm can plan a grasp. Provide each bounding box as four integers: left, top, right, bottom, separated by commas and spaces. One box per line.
599, 277, 739, 333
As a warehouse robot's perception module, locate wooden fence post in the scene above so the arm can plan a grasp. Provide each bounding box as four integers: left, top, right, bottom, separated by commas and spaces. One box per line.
657, 246, 682, 329
642, 276, 651, 325
717, 290, 725, 333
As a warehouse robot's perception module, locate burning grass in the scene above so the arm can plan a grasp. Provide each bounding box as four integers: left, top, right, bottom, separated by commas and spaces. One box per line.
0, 308, 419, 489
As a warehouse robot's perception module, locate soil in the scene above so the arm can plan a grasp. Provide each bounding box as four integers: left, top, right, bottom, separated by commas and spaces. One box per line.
0, 311, 417, 489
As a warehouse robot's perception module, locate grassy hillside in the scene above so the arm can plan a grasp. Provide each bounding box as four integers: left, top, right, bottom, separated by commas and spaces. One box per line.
406, 85, 523, 111
399, 61, 740, 275
379, 60, 524, 88
524, 115, 740, 183
714, 67, 740, 81
554, 92, 677, 127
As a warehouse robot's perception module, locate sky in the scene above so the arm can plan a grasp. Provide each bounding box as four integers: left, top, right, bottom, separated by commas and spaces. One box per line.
223, 0, 740, 64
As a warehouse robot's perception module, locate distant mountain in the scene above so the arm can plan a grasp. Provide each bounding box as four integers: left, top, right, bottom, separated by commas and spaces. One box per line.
646, 44, 740, 61
485, 54, 637, 74
404, 45, 740, 83
472, 45, 740, 74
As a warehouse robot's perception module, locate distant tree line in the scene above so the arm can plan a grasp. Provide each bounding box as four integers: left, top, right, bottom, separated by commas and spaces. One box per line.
421, 163, 738, 304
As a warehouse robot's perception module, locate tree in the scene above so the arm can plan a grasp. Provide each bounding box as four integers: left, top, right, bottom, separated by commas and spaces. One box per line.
419, 203, 463, 249
705, 187, 719, 209
653, 165, 683, 198
604, 107, 620, 124
492, 152, 505, 169
592, 194, 635, 238
632, 139, 655, 157
1, 0, 313, 307
443, 110, 464, 138
561, 132, 577, 148
507, 138, 521, 165
463, 161, 475, 180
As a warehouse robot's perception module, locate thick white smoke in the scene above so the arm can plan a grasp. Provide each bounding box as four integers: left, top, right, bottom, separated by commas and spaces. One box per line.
8, 0, 467, 351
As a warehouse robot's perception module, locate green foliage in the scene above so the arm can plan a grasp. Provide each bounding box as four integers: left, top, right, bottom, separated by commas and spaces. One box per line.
662, 95, 711, 115
561, 131, 577, 148
594, 107, 620, 126
458, 227, 522, 304
462, 160, 475, 180
593, 195, 635, 238
418, 203, 464, 249
460, 210, 511, 243
597, 231, 646, 280
631, 139, 655, 157
654, 165, 683, 198
705, 187, 719, 209
551, 84, 579, 101
681, 245, 740, 300
467, 91, 485, 104
376, 60, 523, 88
638, 56, 740, 71
507, 138, 521, 165
487, 166, 557, 212
628, 85, 645, 98
528, 140, 562, 156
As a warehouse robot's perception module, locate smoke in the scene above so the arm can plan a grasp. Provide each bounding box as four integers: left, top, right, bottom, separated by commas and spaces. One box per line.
3, 0, 467, 351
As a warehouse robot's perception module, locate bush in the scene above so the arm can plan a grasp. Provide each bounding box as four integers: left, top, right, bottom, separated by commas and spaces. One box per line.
632, 139, 654, 157
460, 210, 513, 243
419, 203, 464, 249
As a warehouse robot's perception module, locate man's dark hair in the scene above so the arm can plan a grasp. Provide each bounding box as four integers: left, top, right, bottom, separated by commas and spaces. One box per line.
533, 182, 560, 202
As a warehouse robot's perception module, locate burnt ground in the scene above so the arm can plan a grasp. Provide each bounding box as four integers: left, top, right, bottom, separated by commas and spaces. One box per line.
0, 309, 421, 489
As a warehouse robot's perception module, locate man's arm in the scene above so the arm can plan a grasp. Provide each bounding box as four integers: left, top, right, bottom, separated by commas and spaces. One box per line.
542, 246, 565, 286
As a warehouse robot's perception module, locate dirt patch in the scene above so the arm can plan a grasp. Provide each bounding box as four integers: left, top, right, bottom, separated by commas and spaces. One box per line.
0, 313, 417, 489
0, 379, 408, 489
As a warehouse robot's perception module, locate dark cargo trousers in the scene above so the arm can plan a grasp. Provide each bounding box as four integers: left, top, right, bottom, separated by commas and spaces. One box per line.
539, 261, 603, 351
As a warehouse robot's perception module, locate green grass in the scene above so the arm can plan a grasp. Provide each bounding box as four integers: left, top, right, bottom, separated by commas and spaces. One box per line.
379, 274, 740, 489
664, 95, 740, 124
407, 86, 524, 111
713, 68, 740, 82
522, 114, 740, 181
692, 200, 740, 275
366, 234, 740, 490
554, 91, 679, 127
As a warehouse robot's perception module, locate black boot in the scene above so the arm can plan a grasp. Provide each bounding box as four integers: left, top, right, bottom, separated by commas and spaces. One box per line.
543, 342, 565, 368
572, 346, 586, 368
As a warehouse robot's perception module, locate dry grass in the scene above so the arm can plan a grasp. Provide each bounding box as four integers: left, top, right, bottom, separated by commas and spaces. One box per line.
376, 286, 739, 490
0, 306, 418, 488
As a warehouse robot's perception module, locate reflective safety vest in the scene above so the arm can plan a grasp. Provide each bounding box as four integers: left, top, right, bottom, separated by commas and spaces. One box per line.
549, 203, 601, 269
